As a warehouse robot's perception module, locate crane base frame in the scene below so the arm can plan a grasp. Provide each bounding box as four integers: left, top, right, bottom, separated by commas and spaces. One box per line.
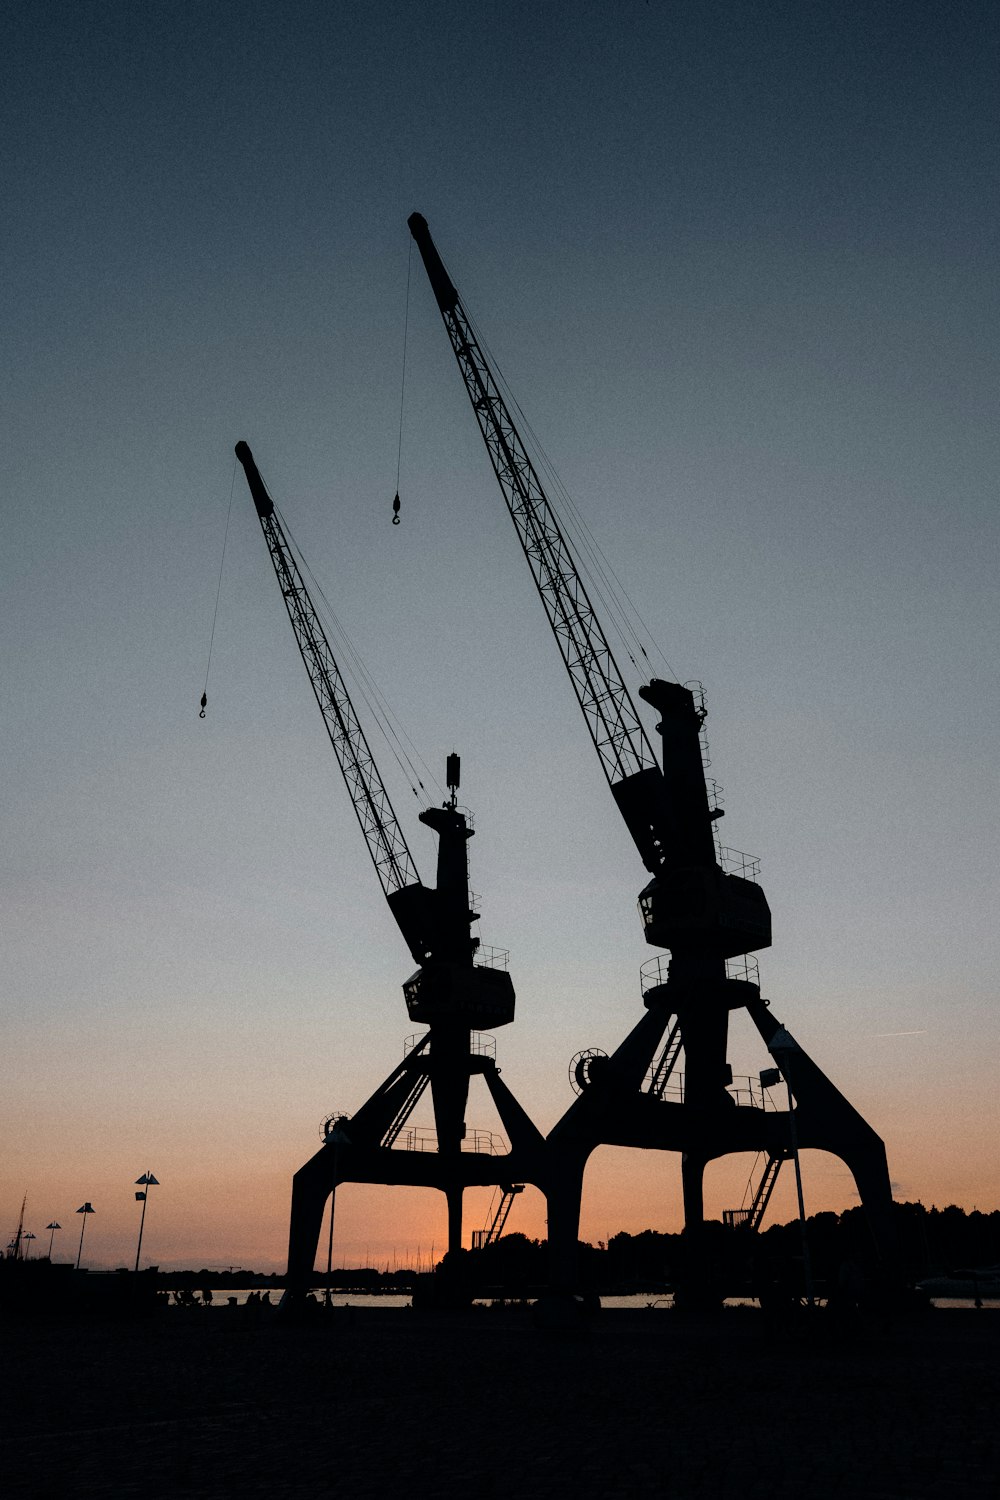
283, 1034, 547, 1307
543, 995, 896, 1299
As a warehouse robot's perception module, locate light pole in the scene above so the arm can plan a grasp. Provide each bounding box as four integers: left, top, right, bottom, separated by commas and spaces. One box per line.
45, 1222, 62, 1259
134, 1173, 160, 1272
765, 1035, 816, 1308
75, 1203, 95, 1269
22, 1231, 37, 1260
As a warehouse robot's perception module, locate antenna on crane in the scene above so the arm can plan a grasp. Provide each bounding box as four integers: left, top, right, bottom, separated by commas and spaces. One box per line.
446, 752, 460, 809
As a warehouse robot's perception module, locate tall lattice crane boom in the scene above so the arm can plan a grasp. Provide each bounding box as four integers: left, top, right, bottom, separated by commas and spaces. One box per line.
408, 214, 657, 792
408, 215, 771, 959
235, 442, 419, 898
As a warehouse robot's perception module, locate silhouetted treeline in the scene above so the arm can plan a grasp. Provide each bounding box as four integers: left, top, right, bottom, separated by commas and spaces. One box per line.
464, 1202, 1000, 1293
432, 1202, 1000, 1295
149, 1204, 1000, 1293
595, 1202, 1000, 1294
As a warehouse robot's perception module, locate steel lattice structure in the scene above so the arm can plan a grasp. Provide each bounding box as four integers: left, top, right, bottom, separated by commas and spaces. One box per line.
236, 443, 419, 897
408, 215, 656, 790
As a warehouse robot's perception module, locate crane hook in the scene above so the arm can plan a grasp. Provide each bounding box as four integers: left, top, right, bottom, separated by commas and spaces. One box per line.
199, 692, 207, 719
392, 492, 401, 525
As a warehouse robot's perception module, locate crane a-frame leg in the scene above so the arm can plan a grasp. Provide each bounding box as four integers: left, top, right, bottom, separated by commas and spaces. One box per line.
543, 989, 897, 1303
282, 1034, 548, 1309
745, 995, 897, 1268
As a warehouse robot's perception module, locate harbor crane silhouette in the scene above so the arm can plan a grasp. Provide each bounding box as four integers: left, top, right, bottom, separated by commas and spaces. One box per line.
234, 443, 546, 1306
408, 213, 897, 1299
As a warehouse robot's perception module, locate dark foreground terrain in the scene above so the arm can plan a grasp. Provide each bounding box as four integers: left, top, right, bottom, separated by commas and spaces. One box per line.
2, 1306, 997, 1498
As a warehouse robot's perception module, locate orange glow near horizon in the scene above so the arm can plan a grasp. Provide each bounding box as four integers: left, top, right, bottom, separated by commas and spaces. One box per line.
5, 5, 998, 1289
8, 1127, 997, 1275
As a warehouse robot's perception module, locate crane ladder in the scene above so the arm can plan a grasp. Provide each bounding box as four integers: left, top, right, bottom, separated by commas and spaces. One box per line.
647, 1019, 684, 1098
471, 1183, 525, 1249
380, 1072, 432, 1149
724, 1151, 789, 1232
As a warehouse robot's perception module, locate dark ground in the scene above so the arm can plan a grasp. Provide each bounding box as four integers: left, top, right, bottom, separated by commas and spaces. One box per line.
2, 1306, 998, 1498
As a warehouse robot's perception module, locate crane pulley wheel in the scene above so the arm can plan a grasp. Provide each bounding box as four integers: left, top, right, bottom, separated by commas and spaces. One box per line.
568, 1048, 609, 1096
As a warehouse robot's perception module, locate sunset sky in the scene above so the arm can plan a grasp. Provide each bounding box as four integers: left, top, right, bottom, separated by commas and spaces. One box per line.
4, 1, 998, 1272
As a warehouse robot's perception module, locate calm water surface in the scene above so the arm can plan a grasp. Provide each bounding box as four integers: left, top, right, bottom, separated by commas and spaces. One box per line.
207, 1289, 998, 1310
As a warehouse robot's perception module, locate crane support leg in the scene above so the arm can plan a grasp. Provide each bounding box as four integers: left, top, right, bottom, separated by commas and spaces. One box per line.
539, 1003, 672, 1302
543, 1150, 588, 1297
481, 1064, 547, 1156
681, 1149, 706, 1230
280, 1043, 548, 1313
677, 1150, 723, 1310
285, 1146, 337, 1305
445, 1184, 464, 1260
838, 1139, 896, 1272
747, 996, 898, 1270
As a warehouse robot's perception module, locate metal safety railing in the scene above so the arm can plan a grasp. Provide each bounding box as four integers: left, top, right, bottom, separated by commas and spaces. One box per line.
718, 846, 762, 882
395, 1126, 508, 1155
641, 952, 760, 995
727, 1075, 780, 1110
685, 681, 711, 771
639, 1071, 782, 1109
640, 953, 670, 994
725, 953, 760, 987
402, 1031, 497, 1060
475, 945, 510, 971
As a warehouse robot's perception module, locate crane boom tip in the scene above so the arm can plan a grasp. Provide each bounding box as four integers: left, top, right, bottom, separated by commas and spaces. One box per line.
407, 214, 458, 311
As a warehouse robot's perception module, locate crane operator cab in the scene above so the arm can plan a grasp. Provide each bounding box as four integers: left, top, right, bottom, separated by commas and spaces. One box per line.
632, 679, 772, 960
392, 754, 516, 1032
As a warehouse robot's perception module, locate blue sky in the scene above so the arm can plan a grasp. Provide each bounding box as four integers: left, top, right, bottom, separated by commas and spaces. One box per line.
3, 1, 998, 1268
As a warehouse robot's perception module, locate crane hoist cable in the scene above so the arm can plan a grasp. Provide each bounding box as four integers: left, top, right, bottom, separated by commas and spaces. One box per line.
236, 441, 421, 899
465, 303, 680, 686
277, 503, 440, 805
392, 239, 413, 526
200, 455, 238, 717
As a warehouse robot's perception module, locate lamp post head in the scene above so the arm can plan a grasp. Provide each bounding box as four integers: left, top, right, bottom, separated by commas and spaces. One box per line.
46, 1221, 61, 1231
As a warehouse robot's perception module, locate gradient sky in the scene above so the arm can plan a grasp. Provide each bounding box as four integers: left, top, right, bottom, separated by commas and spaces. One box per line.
4, 1, 998, 1271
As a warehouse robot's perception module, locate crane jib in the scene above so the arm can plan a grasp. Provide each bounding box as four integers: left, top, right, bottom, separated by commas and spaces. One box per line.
234, 441, 421, 911
407, 215, 772, 963
406, 216, 658, 797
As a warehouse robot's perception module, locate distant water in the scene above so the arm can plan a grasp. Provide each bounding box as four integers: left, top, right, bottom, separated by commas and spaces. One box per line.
206, 1290, 411, 1308
204, 1290, 713, 1309
206, 1289, 999, 1310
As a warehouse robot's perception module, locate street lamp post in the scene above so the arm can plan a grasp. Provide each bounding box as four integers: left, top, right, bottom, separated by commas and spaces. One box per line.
134, 1173, 160, 1273
764, 1036, 816, 1308
75, 1203, 95, 1269
45, 1222, 62, 1259
22, 1231, 37, 1260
